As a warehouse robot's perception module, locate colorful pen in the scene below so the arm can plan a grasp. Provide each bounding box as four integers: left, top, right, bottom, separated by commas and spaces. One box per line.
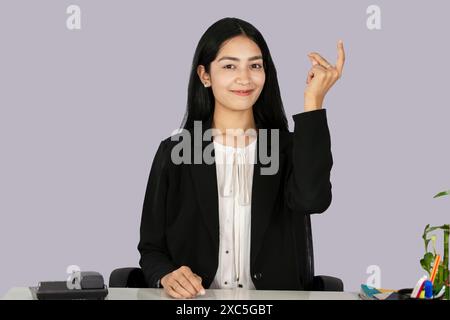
430, 254, 441, 284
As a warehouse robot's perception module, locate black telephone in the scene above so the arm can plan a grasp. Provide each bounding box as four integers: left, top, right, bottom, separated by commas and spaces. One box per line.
30, 271, 108, 300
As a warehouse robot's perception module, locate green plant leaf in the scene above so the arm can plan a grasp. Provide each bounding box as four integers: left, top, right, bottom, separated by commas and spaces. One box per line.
433, 190, 450, 198
423, 224, 431, 252
420, 252, 435, 275
422, 225, 445, 252
426, 226, 446, 233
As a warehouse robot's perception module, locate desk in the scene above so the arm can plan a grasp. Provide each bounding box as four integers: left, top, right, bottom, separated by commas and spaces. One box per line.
2, 287, 359, 300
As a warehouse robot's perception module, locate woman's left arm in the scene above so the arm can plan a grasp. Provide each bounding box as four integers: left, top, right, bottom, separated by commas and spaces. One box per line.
287, 109, 333, 214
285, 41, 345, 214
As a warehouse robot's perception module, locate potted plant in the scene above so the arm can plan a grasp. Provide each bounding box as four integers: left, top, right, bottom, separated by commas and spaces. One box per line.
420, 190, 449, 299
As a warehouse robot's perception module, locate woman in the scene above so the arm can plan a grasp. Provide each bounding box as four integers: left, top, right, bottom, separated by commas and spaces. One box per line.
138, 17, 345, 299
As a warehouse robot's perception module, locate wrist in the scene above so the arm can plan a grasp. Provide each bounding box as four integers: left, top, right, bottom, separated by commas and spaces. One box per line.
303, 105, 322, 112
304, 94, 323, 111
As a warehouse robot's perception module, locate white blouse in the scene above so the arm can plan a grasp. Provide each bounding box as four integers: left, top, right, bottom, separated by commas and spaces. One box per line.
209, 137, 257, 290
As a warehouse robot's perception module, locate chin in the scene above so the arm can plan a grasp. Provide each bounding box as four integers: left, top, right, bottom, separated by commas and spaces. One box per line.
228, 104, 253, 112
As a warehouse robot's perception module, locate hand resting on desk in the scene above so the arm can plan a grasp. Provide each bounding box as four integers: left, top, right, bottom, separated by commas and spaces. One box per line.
161, 266, 206, 299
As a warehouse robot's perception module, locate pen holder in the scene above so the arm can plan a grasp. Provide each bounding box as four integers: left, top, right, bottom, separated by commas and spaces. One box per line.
397, 288, 443, 300
420, 223, 450, 300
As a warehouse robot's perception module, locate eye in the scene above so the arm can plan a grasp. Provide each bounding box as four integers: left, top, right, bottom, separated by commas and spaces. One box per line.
223, 64, 236, 69
252, 64, 263, 69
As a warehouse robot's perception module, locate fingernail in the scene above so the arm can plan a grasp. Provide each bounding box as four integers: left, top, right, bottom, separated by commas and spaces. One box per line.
199, 289, 206, 295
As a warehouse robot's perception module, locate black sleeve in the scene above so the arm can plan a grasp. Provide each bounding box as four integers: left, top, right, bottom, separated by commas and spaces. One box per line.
138, 140, 178, 287
286, 109, 333, 214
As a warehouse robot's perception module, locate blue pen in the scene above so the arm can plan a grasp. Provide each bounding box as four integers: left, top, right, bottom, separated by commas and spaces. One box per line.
424, 280, 433, 299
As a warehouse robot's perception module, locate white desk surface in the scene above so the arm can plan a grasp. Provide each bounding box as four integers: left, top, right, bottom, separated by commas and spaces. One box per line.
2, 287, 359, 300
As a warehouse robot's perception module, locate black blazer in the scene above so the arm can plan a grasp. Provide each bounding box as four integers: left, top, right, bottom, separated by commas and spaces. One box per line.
138, 109, 333, 290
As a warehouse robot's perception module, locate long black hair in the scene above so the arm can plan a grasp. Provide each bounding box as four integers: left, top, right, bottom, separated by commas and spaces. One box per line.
180, 17, 289, 132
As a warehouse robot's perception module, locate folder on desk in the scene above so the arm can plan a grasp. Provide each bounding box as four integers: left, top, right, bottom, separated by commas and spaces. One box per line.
359, 284, 400, 300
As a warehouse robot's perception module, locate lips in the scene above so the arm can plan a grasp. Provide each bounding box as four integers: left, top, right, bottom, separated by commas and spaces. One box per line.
231, 89, 254, 96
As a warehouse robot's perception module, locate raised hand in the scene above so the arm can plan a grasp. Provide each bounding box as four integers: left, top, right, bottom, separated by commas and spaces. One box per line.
304, 40, 345, 111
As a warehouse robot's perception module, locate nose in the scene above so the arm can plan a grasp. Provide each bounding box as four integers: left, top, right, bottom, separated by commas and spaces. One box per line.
236, 79, 250, 86
236, 69, 251, 86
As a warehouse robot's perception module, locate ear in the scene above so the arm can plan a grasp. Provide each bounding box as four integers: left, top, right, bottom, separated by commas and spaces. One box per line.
197, 65, 210, 83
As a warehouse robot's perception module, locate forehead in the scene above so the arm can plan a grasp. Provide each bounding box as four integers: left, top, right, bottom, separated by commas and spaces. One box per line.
216, 36, 262, 58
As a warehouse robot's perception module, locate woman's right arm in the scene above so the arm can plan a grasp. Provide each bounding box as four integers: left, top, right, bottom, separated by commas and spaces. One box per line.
137, 139, 205, 298
138, 140, 178, 287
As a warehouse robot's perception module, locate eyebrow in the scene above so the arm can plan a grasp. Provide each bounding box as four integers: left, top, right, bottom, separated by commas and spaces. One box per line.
217, 55, 263, 62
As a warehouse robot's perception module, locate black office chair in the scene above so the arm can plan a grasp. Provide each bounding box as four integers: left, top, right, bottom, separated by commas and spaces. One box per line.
109, 267, 343, 291
109, 217, 343, 291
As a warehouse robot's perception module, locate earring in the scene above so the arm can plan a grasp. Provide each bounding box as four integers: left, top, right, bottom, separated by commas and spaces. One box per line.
204, 83, 209, 87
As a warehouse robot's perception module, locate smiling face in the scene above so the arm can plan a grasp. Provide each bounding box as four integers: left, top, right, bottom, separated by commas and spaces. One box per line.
197, 35, 266, 112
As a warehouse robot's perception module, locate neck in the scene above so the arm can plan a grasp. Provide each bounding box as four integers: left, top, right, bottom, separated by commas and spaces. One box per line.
212, 104, 256, 134
211, 104, 257, 148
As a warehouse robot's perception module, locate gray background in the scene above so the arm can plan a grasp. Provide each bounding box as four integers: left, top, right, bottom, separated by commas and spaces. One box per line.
1, 0, 449, 296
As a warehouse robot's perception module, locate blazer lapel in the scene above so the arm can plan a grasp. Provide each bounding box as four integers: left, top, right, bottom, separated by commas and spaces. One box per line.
189, 116, 220, 252
250, 134, 283, 268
